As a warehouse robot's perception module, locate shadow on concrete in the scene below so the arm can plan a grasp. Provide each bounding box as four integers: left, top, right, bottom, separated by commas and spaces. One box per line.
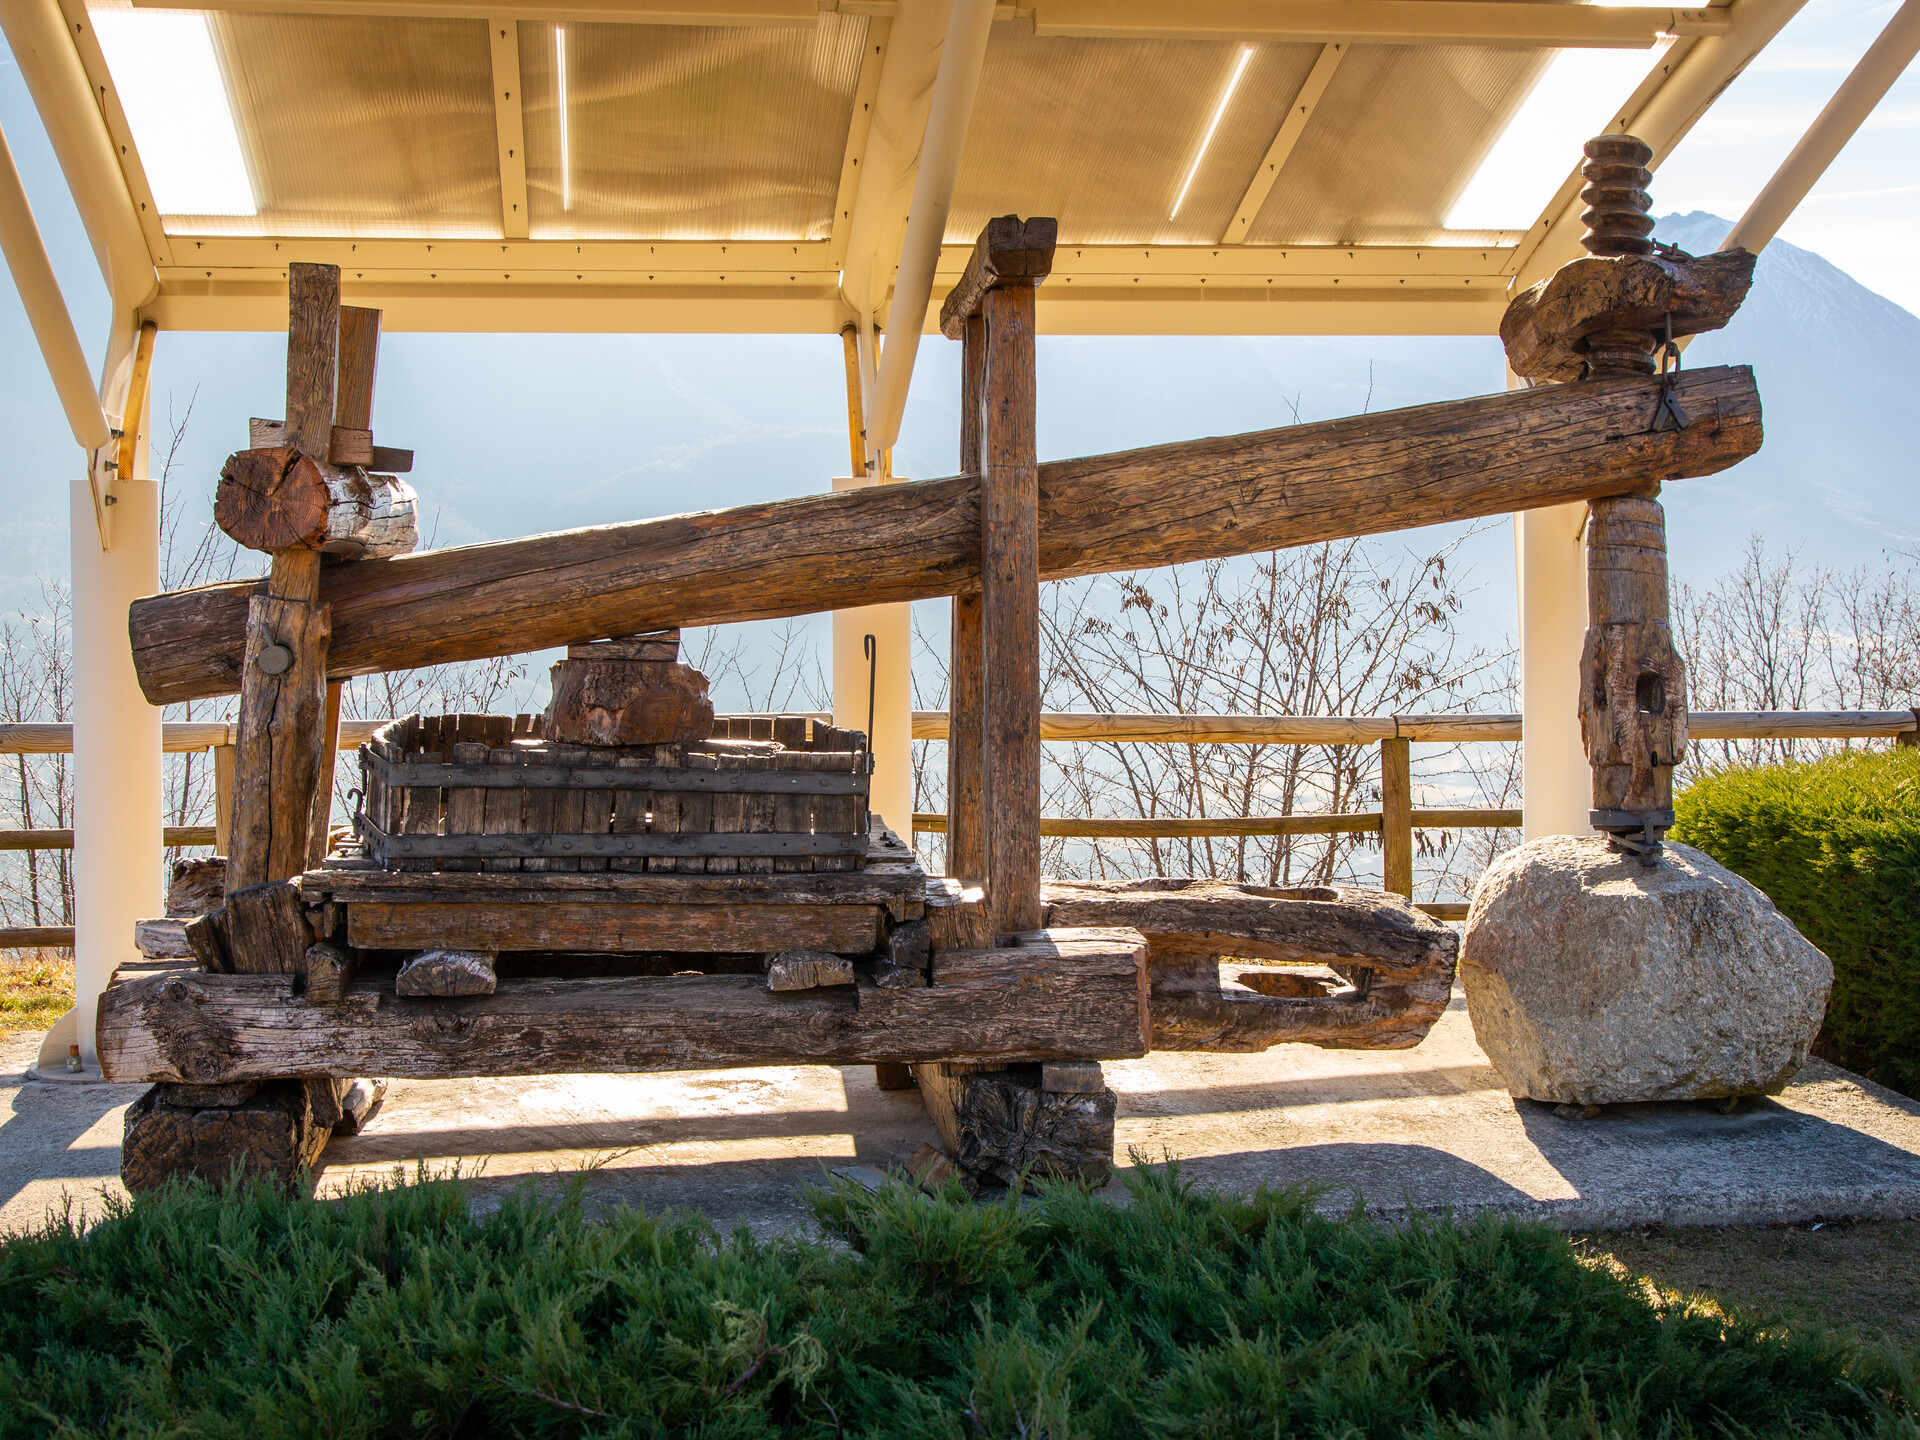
1149, 1141, 1539, 1217
0, 1077, 148, 1218
324, 1106, 887, 1163
1512, 1094, 1920, 1225
1117, 1064, 1505, 1118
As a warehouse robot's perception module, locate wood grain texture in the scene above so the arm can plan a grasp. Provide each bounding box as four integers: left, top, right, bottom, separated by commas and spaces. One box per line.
284, 263, 339, 460
1040, 879, 1456, 1051
226, 595, 331, 891
1380, 736, 1412, 898
947, 313, 987, 886
225, 880, 314, 976
1581, 493, 1686, 815
308, 681, 343, 870
938, 215, 1058, 339
396, 949, 497, 996
121, 1078, 330, 1195
914, 1061, 1115, 1186
980, 284, 1042, 934
96, 928, 1152, 1082
130, 367, 1765, 706
335, 305, 380, 432
1502, 249, 1755, 384
344, 900, 884, 954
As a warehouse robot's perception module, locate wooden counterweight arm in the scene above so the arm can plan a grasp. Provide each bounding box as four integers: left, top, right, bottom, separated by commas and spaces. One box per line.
129, 365, 1764, 707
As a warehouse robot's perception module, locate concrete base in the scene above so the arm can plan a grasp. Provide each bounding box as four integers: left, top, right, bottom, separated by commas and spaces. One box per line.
4, 991, 1918, 1236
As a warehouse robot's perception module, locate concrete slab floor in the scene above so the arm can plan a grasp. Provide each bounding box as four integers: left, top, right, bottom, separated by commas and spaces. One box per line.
6, 991, 1920, 1238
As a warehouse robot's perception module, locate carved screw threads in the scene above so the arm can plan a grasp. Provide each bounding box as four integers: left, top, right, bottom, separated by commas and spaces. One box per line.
1579, 134, 1660, 377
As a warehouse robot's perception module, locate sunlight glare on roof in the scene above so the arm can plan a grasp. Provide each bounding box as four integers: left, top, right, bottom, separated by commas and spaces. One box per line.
1170, 45, 1255, 220
1444, 41, 1672, 232
556, 25, 572, 211
90, 8, 255, 216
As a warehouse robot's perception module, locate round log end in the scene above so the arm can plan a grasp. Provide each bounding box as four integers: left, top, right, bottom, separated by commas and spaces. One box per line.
216, 447, 330, 554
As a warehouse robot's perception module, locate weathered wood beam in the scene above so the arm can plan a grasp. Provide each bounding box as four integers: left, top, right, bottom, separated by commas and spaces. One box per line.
946, 313, 987, 885
129, 366, 1763, 706
938, 215, 1058, 338
96, 927, 1150, 1083
1040, 879, 1456, 1051
979, 277, 1043, 934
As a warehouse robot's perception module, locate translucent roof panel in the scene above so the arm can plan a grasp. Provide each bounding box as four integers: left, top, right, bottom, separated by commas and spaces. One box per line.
948, 29, 1323, 246
1245, 43, 1550, 246
194, 11, 497, 238
517, 13, 868, 241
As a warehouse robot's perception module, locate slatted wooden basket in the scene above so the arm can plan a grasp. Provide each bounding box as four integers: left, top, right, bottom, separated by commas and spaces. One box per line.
353, 713, 871, 874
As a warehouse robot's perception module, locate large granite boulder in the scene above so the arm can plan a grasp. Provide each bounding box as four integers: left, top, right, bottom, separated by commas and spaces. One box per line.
1462, 836, 1831, 1104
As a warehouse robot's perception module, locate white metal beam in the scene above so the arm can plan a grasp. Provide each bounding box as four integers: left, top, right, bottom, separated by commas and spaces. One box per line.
131, 0, 821, 22
828, 14, 892, 271
1720, 0, 1920, 254
837, 0, 949, 330
1031, 0, 1728, 48
1220, 40, 1343, 246
867, 0, 994, 459
488, 17, 531, 239
0, 0, 157, 313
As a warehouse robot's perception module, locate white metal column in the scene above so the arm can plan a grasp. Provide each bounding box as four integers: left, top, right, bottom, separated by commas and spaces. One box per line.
1511, 360, 1592, 841
44, 474, 162, 1072
831, 474, 915, 841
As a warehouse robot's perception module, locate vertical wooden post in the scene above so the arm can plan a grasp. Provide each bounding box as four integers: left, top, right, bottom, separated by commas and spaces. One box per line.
226, 263, 340, 894
1379, 735, 1413, 898
946, 313, 987, 884
213, 742, 235, 855
979, 283, 1041, 935
305, 305, 379, 869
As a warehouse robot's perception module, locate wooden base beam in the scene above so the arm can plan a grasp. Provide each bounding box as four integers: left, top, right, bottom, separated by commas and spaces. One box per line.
97, 927, 1149, 1083
915, 1061, 1116, 1188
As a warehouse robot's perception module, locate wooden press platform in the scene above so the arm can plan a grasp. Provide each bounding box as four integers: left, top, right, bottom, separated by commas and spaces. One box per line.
299, 818, 927, 955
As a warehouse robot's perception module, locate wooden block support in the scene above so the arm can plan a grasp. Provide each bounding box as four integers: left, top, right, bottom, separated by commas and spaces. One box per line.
979, 277, 1043, 935
1380, 736, 1412, 897
915, 1062, 1117, 1188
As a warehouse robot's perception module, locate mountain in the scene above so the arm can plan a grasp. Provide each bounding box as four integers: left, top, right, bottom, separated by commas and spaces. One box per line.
1653, 211, 1920, 577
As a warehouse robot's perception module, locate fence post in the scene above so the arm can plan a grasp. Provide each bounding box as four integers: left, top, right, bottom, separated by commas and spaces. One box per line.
213, 743, 235, 856
1380, 736, 1413, 897
1899, 708, 1918, 748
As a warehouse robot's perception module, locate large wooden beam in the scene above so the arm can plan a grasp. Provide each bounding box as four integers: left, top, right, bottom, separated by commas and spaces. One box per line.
96, 928, 1150, 1083
130, 366, 1762, 706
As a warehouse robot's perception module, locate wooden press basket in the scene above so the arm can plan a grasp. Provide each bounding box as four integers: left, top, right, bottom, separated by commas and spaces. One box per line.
352, 713, 871, 874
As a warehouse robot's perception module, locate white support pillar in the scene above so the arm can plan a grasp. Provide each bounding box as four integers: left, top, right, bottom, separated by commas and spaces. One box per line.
41, 474, 162, 1073
1514, 499, 1592, 840
1511, 366, 1592, 841
831, 474, 915, 841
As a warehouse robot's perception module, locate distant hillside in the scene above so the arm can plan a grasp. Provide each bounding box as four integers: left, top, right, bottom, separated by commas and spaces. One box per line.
1654, 211, 1920, 576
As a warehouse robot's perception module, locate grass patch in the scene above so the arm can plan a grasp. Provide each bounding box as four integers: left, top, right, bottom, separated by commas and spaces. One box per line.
0, 949, 71, 1037
2, 1163, 1914, 1437
1580, 1219, 1920, 1356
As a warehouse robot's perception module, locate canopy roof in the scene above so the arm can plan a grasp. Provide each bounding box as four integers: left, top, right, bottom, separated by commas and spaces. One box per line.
24, 0, 1803, 334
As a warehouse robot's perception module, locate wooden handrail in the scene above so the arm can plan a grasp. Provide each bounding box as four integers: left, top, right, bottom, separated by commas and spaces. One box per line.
1, 710, 1910, 755
912, 808, 1521, 837
0, 826, 216, 851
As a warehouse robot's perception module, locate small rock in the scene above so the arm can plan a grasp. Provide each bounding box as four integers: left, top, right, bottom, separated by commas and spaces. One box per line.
1462, 836, 1831, 1105
765, 951, 855, 991
396, 949, 497, 997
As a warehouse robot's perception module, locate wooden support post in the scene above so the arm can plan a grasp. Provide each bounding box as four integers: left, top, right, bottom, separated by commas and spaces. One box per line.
212, 742, 234, 855
225, 263, 341, 894
959, 222, 1054, 937
1380, 735, 1413, 897
946, 313, 988, 885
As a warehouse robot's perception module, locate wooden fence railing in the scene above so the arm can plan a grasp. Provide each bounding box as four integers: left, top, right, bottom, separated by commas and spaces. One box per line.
1, 708, 1911, 943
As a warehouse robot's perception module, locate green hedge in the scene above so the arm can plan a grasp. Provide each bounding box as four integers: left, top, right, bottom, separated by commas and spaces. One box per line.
0, 1166, 1912, 1438
1673, 748, 1920, 1097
